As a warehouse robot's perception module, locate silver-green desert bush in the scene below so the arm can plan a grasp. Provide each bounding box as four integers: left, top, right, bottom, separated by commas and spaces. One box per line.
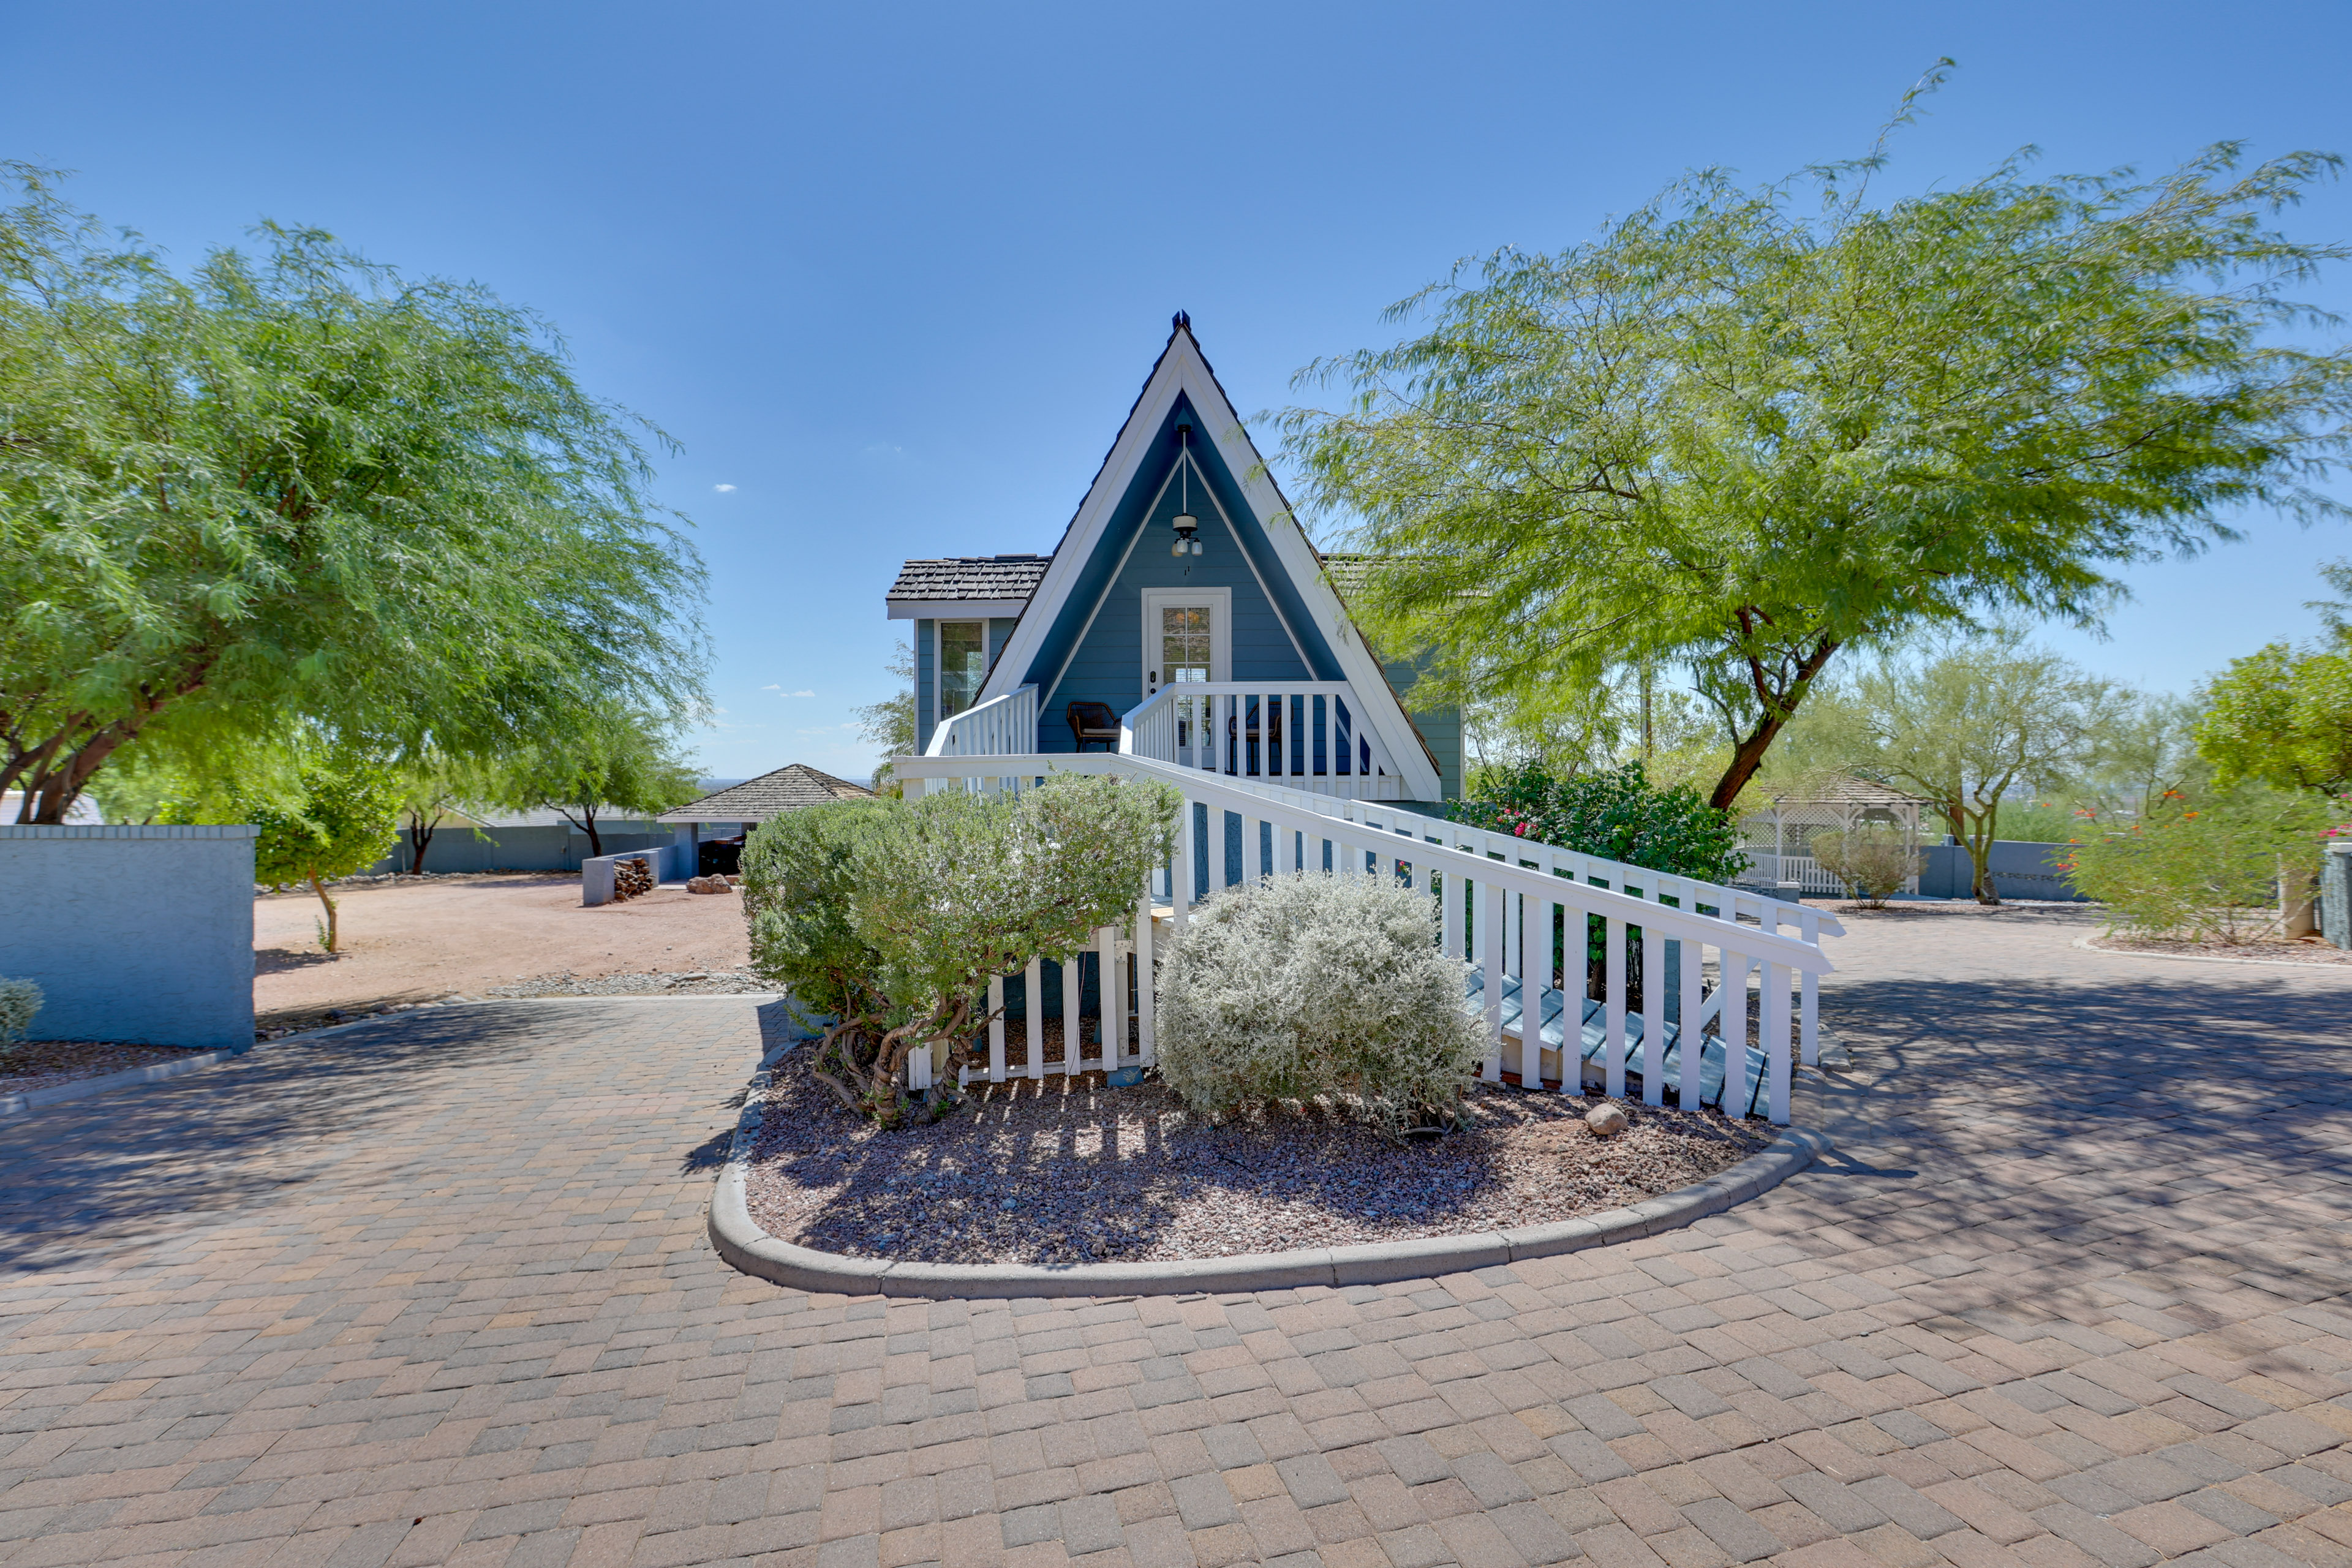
1156, 872, 1483, 1135
1809, 827, 1917, 908
0, 978, 42, 1044
744, 775, 1180, 1125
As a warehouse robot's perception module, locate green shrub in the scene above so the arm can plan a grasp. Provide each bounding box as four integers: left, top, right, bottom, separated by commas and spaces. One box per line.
1156, 872, 1485, 1137
1810, 827, 1917, 908
0, 978, 42, 1045
1449, 760, 1747, 884
745, 775, 1182, 1125
742, 796, 897, 1035
2062, 790, 2337, 943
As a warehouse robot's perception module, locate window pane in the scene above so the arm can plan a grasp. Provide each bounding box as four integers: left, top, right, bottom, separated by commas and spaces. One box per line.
1161, 606, 1212, 682
940, 622, 987, 718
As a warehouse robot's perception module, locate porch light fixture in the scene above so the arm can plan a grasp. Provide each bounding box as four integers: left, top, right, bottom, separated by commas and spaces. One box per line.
1170, 422, 1202, 556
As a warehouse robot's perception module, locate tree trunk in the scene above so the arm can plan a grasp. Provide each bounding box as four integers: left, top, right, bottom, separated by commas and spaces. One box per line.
579, 804, 603, 859
1962, 810, 2002, 907
406, 810, 441, 875
309, 869, 341, 952
1707, 635, 1842, 811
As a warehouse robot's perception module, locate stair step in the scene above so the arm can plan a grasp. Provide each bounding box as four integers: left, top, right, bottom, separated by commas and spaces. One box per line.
1464, 967, 1766, 1117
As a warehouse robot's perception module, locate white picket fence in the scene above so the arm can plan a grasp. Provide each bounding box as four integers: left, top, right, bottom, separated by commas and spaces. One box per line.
1120, 682, 1409, 800
895, 752, 1839, 1124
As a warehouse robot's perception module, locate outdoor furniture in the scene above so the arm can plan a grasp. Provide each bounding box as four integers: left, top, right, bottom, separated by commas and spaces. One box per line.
1066, 701, 1121, 752
1227, 699, 1283, 774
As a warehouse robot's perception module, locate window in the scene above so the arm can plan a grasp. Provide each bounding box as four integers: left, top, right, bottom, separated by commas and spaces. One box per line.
938, 620, 987, 721
1161, 606, 1212, 684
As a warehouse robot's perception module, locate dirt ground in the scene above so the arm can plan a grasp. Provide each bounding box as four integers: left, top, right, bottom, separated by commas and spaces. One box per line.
253, 875, 752, 1025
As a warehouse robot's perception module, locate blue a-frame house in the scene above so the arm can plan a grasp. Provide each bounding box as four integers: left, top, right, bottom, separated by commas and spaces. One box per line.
888, 315, 1460, 804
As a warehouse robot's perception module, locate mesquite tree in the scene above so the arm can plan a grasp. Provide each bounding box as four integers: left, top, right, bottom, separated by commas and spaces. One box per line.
0, 168, 707, 823
744, 775, 1182, 1126
1281, 77, 2352, 810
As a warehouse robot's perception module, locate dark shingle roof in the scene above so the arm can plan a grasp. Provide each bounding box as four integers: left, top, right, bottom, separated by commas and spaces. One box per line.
886, 555, 1051, 605
659, 764, 875, 823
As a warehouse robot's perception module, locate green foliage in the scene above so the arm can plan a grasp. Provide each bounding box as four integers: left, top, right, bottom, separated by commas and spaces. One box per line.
1809, 827, 1917, 907
741, 798, 896, 1034
2062, 788, 2342, 943
1449, 760, 1746, 886
2197, 640, 2352, 794
493, 702, 700, 858
744, 776, 1182, 1126
854, 641, 918, 795
1156, 873, 1485, 1137
1808, 636, 2116, 904
0, 978, 41, 1046
162, 749, 401, 951
1280, 93, 2352, 812
0, 167, 707, 823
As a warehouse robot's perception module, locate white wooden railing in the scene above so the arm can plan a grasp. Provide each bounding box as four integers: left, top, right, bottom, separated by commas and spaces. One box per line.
1120, 682, 1409, 801
925, 684, 1038, 758
894, 752, 1839, 1124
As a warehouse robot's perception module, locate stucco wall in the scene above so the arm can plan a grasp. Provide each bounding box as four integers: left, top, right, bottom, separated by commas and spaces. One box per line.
0, 825, 257, 1050
1918, 840, 2089, 902
364, 823, 685, 876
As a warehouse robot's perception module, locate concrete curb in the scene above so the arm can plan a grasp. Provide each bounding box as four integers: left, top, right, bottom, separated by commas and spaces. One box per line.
2069, 934, 2352, 974
707, 1071, 1833, 1300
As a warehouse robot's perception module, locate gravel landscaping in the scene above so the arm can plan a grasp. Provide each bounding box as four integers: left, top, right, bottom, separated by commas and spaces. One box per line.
483, 967, 772, 997
2088, 933, 2352, 965
743, 1058, 1769, 1267
0, 1041, 213, 1096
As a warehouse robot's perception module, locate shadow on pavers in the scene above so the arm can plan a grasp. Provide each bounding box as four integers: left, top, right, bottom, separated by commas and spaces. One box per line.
1815, 967, 2352, 1302
0, 1003, 604, 1275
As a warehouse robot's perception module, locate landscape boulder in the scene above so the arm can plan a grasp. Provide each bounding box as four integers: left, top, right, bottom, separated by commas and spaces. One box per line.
1585, 1102, 1629, 1137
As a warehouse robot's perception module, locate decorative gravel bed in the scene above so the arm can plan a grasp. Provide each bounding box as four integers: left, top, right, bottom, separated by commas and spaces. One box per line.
2089, 935, 2352, 967
0, 1041, 213, 1096
744, 1059, 1770, 1267
484, 967, 772, 998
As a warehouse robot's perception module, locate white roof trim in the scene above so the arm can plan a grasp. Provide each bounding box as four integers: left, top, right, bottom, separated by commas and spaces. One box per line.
982, 329, 1441, 800
886, 600, 1029, 620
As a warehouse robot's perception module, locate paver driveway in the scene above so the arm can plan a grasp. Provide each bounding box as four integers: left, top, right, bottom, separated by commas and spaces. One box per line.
1, 909, 2348, 1568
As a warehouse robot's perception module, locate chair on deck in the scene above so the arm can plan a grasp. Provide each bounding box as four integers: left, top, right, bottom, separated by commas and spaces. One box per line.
1227, 699, 1283, 774
1066, 701, 1121, 752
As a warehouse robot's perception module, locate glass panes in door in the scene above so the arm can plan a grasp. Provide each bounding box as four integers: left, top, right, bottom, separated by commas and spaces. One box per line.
938, 620, 987, 720
1160, 606, 1212, 684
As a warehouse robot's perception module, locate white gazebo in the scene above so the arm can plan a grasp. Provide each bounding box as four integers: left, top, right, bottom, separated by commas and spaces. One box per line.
1739, 774, 1931, 897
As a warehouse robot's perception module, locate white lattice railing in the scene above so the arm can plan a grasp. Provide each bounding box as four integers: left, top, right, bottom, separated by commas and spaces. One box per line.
893, 753, 1839, 1124
1120, 682, 1409, 801
925, 684, 1038, 757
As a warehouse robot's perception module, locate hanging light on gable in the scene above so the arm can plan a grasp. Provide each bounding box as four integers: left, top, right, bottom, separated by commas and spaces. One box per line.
1170, 422, 1202, 557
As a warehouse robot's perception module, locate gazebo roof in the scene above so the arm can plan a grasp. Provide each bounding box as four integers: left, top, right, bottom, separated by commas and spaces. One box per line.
659, 764, 875, 824
1757, 773, 1931, 810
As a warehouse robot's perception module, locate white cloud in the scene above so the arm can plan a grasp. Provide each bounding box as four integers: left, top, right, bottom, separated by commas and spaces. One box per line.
714, 483, 737, 493
758, 685, 816, 697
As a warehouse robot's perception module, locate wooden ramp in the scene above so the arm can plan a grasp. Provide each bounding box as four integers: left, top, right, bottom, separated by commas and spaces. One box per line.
1465, 968, 1770, 1118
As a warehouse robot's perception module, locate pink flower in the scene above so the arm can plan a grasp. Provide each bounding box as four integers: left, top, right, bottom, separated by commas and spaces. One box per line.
1514, 822, 1529, 836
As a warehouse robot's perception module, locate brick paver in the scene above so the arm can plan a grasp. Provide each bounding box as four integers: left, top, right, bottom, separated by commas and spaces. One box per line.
2, 910, 2348, 1568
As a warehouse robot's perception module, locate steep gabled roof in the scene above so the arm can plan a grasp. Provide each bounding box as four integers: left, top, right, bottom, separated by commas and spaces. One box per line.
886, 555, 1050, 609
974, 316, 1444, 800
659, 764, 875, 824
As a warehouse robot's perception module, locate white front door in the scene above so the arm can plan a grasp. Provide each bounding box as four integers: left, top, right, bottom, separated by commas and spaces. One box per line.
1141, 587, 1231, 694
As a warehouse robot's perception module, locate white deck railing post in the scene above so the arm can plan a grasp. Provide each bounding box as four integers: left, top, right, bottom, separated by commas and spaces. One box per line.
1023, 956, 1044, 1080
988, 974, 1007, 1083
1480, 878, 1504, 1083
1763, 960, 1792, 1125
1604, 915, 1627, 1099
1641, 925, 1665, 1107
1134, 879, 1156, 1067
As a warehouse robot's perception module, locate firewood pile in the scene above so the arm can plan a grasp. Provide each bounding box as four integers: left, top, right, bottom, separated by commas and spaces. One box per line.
612, 858, 655, 900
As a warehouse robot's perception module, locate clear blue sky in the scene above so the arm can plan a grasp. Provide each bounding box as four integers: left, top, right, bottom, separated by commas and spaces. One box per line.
8, 2, 2348, 781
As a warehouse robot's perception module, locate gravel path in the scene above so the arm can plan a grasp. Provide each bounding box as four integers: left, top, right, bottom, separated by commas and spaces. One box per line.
0, 1040, 210, 1095
744, 1063, 1768, 1266
2090, 933, 2352, 965
482, 967, 772, 997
